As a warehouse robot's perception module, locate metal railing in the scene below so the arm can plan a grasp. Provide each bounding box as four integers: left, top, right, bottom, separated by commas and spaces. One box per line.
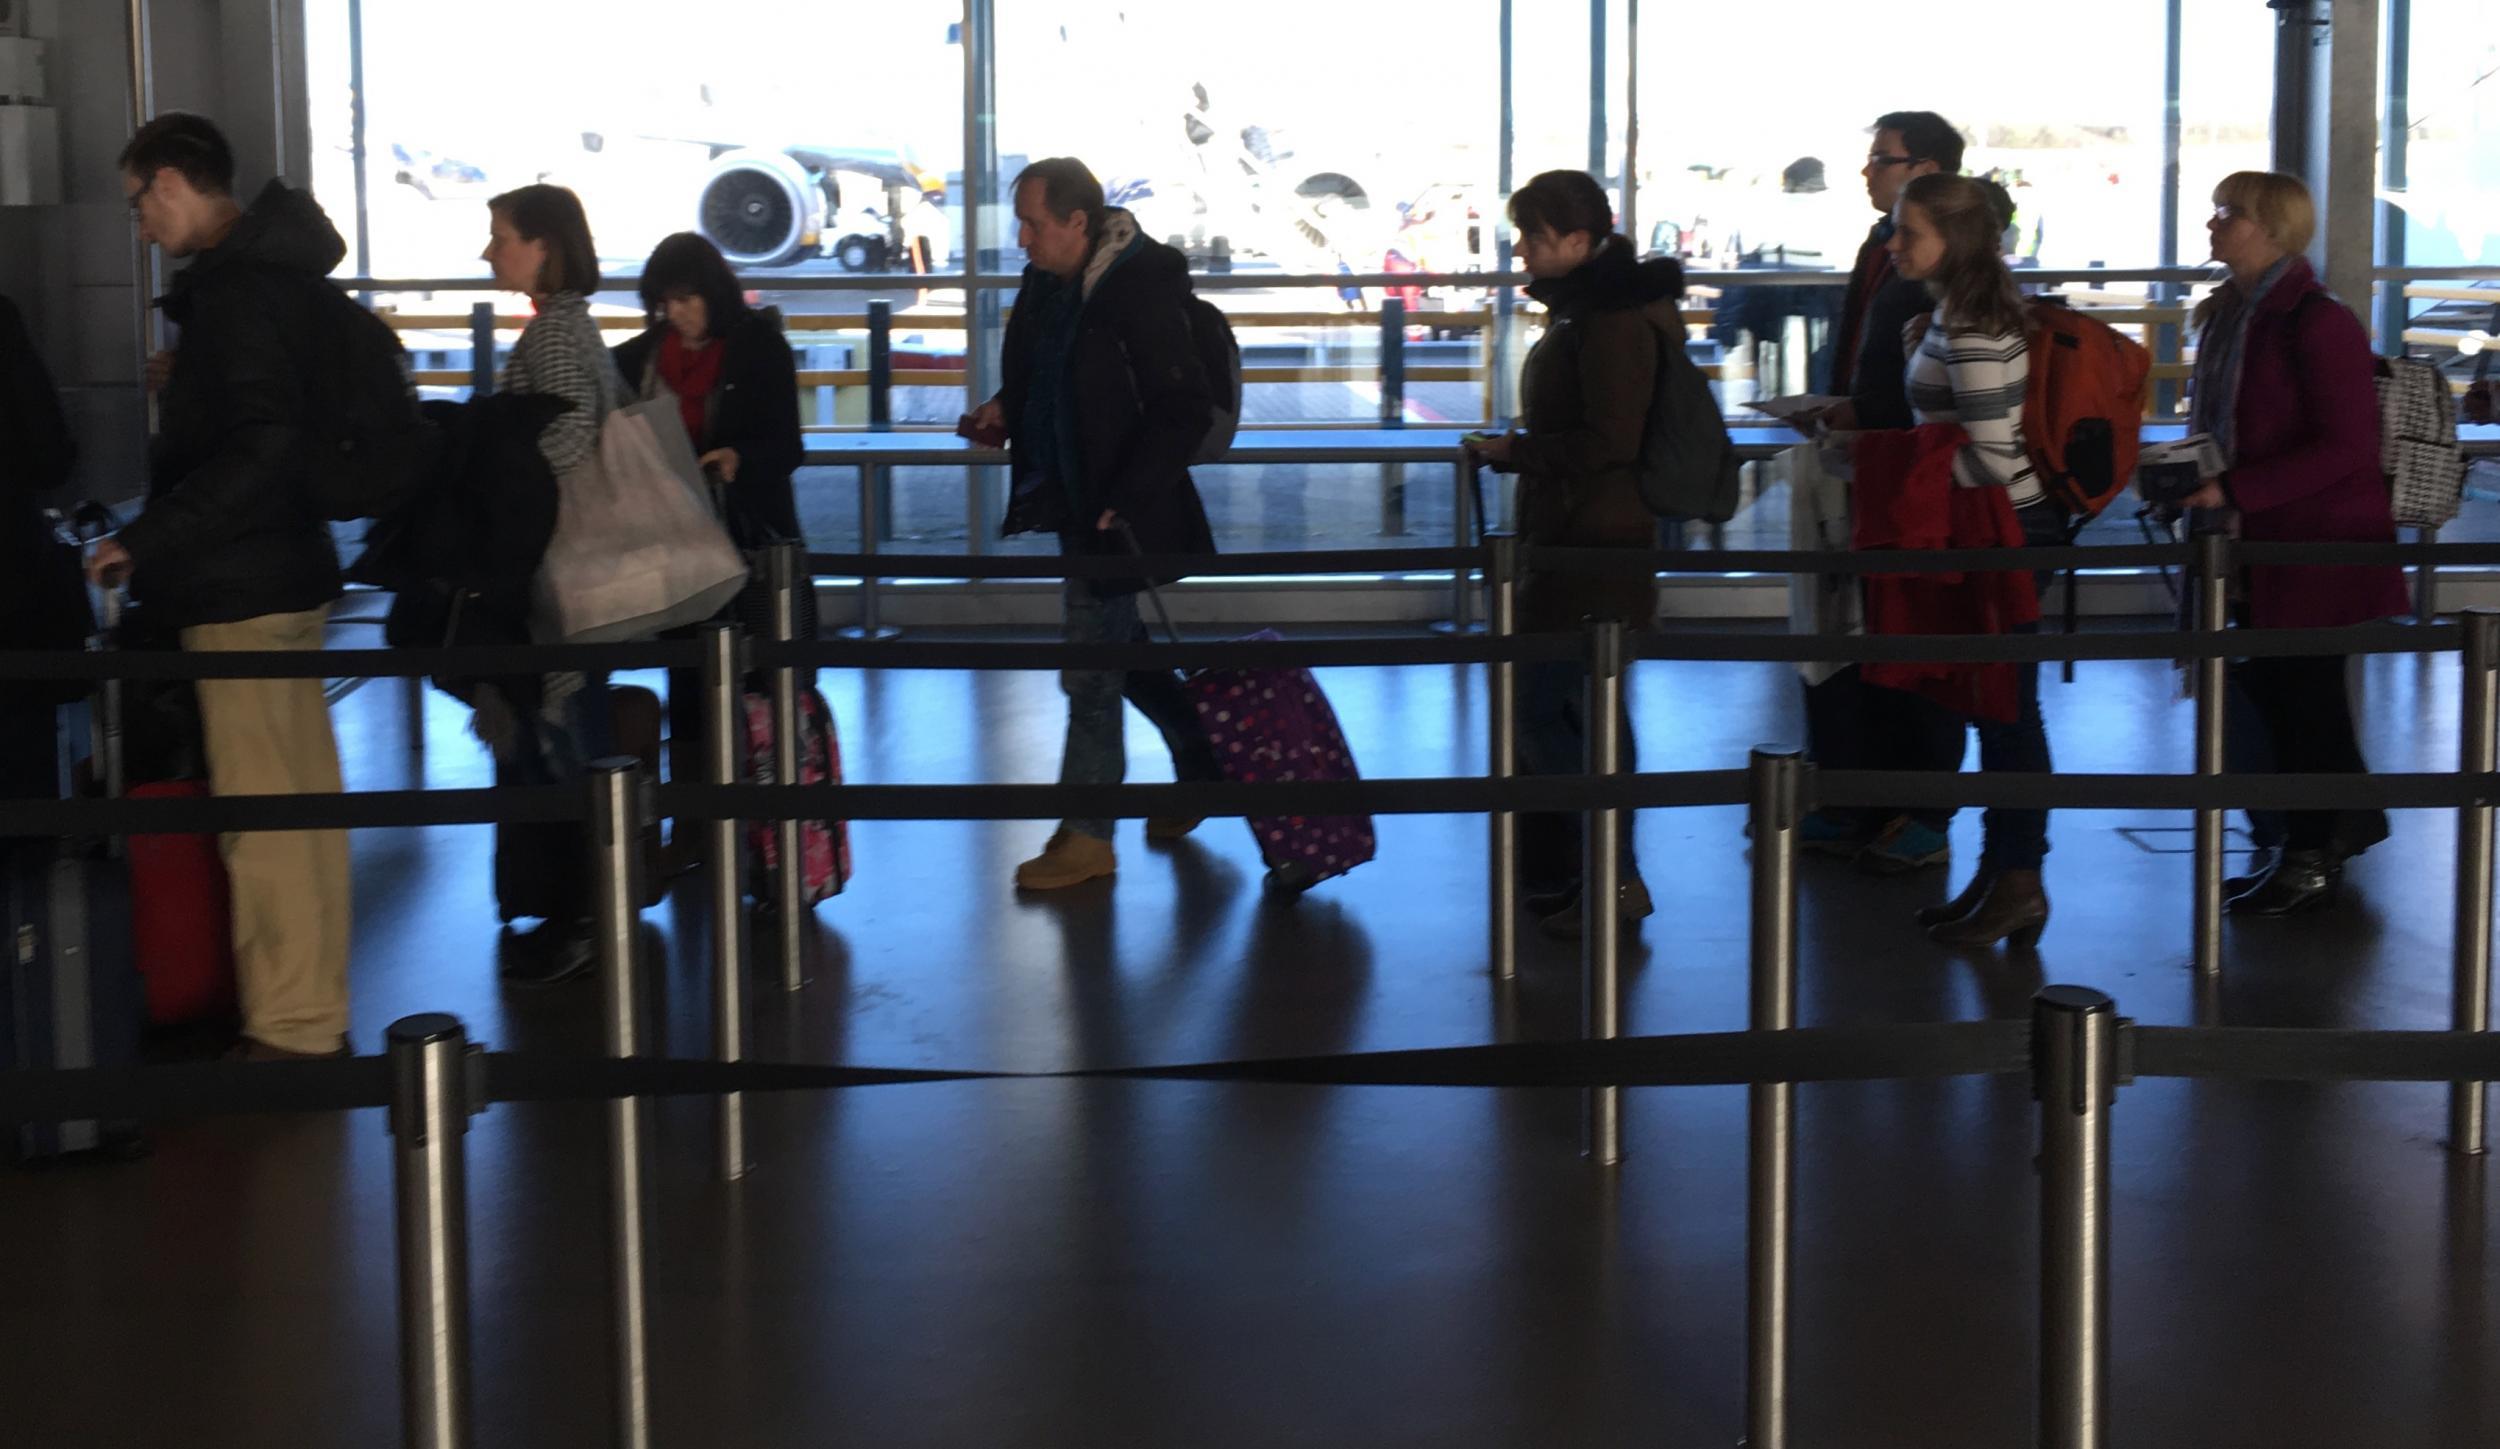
361, 266, 2223, 428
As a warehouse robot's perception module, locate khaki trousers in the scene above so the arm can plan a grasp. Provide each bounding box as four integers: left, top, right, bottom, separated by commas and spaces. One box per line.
180, 607, 352, 1053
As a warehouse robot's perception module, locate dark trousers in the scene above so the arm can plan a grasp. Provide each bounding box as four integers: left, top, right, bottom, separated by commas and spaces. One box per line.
1518, 656, 1640, 888
1804, 666, 1963, 832
2231, 654, 2374, 853
1970, 635, 2051, 871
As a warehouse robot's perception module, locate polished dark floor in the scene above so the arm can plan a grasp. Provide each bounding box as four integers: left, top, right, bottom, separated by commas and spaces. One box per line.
4, 638, 2497, 1447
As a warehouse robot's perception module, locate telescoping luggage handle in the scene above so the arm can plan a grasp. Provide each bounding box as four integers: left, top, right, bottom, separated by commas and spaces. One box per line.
71, 502, 130, 803
1112, 520, 1187, 649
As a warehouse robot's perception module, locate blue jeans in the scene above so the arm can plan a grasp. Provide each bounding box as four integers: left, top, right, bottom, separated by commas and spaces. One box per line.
1059, 583, 1219, 841
1518, 656, 1640, 883
1971, 629, 2049, 871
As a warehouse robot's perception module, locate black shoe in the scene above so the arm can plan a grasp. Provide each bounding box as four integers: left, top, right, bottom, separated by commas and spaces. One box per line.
503, 919, 596, 987
2223, 845, 2281, 901
1537, 876, 1655, 940
2226, 849, 2341, 917
1525, 883, 1579, 918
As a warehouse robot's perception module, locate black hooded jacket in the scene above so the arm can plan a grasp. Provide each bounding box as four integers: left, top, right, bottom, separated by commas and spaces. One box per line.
119, 181, 347, 628
1514, 236, 1684, 630
996, 211, 1215, 594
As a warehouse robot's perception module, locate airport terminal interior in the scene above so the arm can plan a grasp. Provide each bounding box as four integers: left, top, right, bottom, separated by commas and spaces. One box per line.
7, 1, 2500, 1445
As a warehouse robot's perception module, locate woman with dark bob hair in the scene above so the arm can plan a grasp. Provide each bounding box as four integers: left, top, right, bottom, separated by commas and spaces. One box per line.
1465, 168, 1686, 938
611, 232, 807, 832
611, 231, 805, 548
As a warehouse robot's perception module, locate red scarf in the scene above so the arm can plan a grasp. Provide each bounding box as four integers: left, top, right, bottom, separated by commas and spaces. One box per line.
655, 331, 725, 447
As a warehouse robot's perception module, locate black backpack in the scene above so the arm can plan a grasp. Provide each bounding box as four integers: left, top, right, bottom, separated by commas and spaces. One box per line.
300, 284, 437, 522
1183, 294, 1242, 464
1635, 315, 1741, 522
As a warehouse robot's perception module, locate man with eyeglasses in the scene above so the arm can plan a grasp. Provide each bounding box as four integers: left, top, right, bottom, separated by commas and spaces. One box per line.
1796, 110, 1968, 869
89, 113, 355, 1061
1827, 110, 1964, 430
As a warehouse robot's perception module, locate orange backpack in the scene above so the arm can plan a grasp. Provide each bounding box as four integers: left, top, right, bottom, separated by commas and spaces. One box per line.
2023, 300, 2152, 521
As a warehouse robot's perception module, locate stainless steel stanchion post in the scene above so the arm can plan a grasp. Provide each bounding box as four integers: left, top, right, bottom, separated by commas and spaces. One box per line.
766, 542, 808, 991
1583, 618, 1626, 1165
2453, 609, 2498, 1155
388, 1013, 478, 1449
2191, 532, 2230, 982
2034, 985, 2118, 1449
1488, 533, 1521, 983
404, 674, 426, 758
701, 624, 750, 1181
1451, 455, 1477, 631
843, 463, 900, 641
589, 761, 654, 1449
1744, 746, 1803, 1449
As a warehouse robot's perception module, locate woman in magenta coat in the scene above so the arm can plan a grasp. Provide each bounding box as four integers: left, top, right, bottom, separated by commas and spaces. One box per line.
2183, 170, 2408, 916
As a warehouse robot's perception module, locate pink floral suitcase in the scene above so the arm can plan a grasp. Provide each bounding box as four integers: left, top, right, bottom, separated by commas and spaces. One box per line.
1182, 630, 1376, 891
739, 685, 851, 906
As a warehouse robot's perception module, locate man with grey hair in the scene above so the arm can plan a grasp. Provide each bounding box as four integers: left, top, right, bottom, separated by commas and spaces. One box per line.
965, 157, 1222, 891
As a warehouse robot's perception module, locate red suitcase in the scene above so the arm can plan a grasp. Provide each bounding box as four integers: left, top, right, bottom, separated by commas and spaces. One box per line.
124, 779, 238, 1027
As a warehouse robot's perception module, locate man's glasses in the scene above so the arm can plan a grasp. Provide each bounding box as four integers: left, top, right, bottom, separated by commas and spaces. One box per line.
126, 173, 157, 214
1866, 154, 1918, 169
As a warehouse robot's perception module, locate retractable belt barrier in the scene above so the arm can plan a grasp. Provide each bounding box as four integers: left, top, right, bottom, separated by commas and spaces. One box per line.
4, 769, 2498, 840
797, 539, 2500, 582
0, 620, 2472, 683
11, 1015, 2500, 1128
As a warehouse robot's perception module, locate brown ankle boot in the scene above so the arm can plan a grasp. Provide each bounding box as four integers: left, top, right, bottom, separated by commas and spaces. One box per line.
1926, 869, 2048, 949
1915, 870, 1994, 929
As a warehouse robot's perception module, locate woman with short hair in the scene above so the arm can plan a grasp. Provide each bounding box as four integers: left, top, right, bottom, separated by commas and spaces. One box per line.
1467, 169, 1686, 938
612, 232, 807, 833
478, 183, 627, 982
2182, 171, 2406, 915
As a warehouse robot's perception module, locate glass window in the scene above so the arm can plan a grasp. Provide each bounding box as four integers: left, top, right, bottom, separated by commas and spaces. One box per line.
305, 0, 965, 283
2384, 0, 2500, 541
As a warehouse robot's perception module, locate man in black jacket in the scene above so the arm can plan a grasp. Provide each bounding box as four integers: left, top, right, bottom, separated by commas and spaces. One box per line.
967, 157, 1220, 891
89, 114, 352, 1059
1828, 110, 1961, 430
1803, 110, 1967, 870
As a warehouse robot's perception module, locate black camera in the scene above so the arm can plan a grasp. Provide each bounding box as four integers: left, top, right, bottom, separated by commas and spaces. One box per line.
2137, 461, 2204, 506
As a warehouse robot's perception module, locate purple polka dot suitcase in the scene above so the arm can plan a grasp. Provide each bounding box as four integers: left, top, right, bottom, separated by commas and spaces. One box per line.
1119, 524, 1374, 890
1180, 630, 1376, 888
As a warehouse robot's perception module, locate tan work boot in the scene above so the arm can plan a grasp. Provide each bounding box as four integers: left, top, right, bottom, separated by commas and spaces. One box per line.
1014, 830, 1117, 891
1145, 816, 1205, 843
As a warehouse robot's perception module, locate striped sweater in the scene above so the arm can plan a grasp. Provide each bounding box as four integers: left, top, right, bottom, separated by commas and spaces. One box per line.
500, 291, 623, 476
1904, 314, 2041, 507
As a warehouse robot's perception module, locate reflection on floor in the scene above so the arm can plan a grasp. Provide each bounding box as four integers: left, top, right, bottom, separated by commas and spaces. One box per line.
4, 647, 2497, 1447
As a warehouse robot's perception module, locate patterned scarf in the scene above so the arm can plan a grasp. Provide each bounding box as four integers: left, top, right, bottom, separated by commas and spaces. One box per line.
2189, 255, 2295, 467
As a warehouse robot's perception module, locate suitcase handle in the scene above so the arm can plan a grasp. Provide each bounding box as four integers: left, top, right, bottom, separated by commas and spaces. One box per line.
1111, 520, 1186, 648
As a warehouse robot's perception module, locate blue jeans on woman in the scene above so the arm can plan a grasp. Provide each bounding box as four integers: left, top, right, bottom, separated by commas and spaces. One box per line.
1971, 625, 2049, 871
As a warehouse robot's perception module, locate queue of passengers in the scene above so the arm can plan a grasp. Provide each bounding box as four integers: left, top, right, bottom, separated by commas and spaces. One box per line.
0, 106, 2410, 1063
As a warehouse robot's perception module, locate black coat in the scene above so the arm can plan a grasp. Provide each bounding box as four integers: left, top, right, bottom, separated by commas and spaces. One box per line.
1835, 221, 1934, 431
0, 292, 77, 651
611, 308, 805, 546
119, 181, 346, 629
997, 219, 1215, 593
